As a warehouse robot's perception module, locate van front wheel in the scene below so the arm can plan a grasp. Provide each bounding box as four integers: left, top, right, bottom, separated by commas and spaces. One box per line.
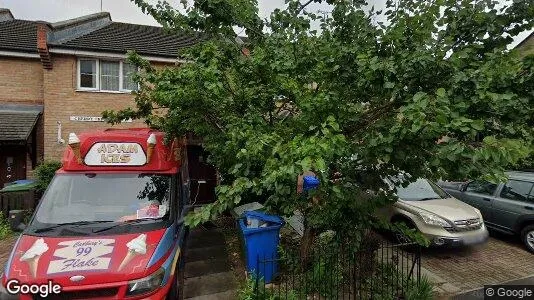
521, 225, 534, 253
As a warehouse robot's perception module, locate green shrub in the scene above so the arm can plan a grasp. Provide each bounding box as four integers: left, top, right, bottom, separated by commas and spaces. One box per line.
0, 213, 13, 239
238, 276, 297, 300
34, 160, 61, 192
405, 276, 434, 300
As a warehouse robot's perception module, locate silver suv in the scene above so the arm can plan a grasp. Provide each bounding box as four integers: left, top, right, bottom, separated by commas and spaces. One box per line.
439, 171, 534, 253
381, 178, 489, 247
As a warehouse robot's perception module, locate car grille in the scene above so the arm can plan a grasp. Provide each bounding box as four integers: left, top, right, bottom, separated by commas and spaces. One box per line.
445, 218, 482, 232
33, 287, 119, 299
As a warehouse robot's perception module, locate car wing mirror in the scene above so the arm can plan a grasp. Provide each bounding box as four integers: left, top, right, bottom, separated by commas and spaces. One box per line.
460, 182, 468, 192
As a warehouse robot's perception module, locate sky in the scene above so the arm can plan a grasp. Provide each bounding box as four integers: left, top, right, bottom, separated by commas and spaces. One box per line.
0, 0, 531, 46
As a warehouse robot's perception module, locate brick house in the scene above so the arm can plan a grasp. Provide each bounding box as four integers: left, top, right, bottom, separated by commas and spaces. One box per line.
0, 8, 217, 203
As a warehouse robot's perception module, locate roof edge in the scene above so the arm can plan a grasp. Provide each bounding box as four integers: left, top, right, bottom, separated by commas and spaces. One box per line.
0, 8, 14, 22
48, 12, 112, 45
48, 46, 187, 63
514, 30, 534, 49
51, 12, 111, 30
0, 104, 43, 113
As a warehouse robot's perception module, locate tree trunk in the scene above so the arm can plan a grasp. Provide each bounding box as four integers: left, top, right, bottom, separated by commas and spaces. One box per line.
300, 225, 317, 266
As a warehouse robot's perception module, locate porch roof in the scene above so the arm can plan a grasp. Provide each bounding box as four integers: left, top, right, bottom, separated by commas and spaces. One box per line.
0, 105, 42, 142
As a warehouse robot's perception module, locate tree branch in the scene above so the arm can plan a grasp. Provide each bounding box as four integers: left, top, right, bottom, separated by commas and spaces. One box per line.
297, 0, 315, 15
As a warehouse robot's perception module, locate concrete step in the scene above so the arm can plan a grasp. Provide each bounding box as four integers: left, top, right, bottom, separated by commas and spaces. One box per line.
185, 258, 231, 278
183, 271, 237, 299
185, 245, 228, 262
185, 290, 237, 300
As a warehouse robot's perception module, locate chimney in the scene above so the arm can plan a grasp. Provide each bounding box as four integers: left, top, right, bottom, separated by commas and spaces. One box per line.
0, 8, 14, 22
37, 22, 53, 69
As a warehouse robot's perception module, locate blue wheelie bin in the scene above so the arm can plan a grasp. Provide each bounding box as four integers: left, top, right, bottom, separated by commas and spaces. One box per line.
239, 211, 285, 283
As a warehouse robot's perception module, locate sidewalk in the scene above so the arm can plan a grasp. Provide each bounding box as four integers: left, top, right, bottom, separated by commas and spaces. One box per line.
0, 235, 18, 269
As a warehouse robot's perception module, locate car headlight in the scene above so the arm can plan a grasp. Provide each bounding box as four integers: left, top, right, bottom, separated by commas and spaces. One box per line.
418, 211, 450, 227
473, 208, 483, 218
126, 267, 165, 297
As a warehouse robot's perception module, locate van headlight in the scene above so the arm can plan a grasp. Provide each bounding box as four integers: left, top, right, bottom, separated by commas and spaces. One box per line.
126, 268, 165, 297
418, 211, 450, 227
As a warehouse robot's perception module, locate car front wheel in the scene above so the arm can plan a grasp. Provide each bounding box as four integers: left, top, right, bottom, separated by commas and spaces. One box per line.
521, 225, 534, 253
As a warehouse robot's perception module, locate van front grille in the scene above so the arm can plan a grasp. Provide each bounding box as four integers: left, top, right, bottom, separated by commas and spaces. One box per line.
33, 287, 119, 299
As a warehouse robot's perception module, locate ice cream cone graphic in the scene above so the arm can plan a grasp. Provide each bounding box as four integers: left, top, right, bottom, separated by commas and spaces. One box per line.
118, 234, 147, 271
146, 133, 157, 163
26, 257, 40, 278
68, 132, 82, 164
20, 238, 49, 278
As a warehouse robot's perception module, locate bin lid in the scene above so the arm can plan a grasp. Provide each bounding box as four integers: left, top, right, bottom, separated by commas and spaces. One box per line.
0, 181, 37, 192
243, 211, 284, 225
231, 202, 265, 218
303, 175, 320, 191
238, 218, 284, 235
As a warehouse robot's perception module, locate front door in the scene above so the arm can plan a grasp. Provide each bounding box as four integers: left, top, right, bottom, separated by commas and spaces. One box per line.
187, 145, 216, 205
0, 146, 27, 188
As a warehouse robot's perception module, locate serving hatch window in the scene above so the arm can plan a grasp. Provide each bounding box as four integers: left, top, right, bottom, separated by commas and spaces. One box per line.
32, 174, 171, 225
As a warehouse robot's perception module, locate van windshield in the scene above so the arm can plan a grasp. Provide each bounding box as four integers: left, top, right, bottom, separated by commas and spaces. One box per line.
394, 178, 449, 201
29, 174, 171, 231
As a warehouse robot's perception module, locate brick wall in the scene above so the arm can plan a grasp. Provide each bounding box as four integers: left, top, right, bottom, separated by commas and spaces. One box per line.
42, 54, 173, 161
0, 56, 44, 180
0, 57, 43, 104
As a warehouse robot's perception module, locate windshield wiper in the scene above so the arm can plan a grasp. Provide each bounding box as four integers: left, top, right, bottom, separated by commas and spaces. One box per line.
417, 197, 441, 201
33, 221, 115, 233
91, 218, 161, 233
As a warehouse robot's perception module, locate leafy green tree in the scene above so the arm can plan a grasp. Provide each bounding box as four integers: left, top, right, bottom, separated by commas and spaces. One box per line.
105, 0, 534, 251
34, 160, 62, 192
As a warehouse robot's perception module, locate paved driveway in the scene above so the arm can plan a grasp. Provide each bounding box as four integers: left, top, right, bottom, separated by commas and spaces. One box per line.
0, 235, 18, 271
422, 231, 534, 296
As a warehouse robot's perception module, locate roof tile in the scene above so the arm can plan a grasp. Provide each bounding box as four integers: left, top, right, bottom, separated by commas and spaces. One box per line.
0, 19, 38, 53
50, 22, 203, 58
0, 111, 40, 141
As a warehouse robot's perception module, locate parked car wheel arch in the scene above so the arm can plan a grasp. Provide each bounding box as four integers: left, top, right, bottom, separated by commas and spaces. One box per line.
391, 214, 417, 229
514, 216, 534, 234
520, 225, 534, 253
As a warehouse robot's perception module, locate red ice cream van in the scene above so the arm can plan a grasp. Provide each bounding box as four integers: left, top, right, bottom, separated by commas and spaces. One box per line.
1, 128, 191, 300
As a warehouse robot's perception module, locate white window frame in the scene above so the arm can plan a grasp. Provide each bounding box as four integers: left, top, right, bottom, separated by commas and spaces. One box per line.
77, 58, 138, 93
77, 59, 99, 91
121, 62, 140, 92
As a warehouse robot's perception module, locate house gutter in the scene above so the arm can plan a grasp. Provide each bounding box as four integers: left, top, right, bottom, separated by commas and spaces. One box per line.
48, 47, 188, 64
0, 50, 40, 59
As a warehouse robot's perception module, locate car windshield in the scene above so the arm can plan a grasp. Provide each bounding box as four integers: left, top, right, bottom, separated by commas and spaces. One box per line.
30, 173, 171, 227
394, 178, 449, 201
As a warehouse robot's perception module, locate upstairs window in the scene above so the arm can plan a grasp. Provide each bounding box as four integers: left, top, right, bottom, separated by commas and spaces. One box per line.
79, 60, 97, 88
77, 59, 138, 92
122, 63, 138, 91
100, 61, 120, 91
